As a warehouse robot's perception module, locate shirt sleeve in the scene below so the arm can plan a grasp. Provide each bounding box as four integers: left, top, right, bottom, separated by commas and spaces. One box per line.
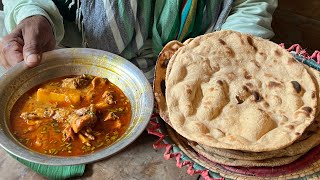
220, 0, 278, 39
3, 0, 64, 45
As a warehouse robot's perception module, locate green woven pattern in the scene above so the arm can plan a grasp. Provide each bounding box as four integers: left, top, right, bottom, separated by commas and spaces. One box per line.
11, 154, 85, 180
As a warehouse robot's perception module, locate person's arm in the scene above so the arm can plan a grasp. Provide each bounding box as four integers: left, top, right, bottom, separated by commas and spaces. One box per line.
220, 0, 278, 39
3, 0, 64, 44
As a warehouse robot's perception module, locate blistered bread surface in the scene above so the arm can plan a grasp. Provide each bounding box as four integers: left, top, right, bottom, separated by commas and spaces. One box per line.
165, 30, 318, 152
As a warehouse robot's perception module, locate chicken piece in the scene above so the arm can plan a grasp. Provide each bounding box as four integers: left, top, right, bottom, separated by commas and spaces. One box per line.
84, 132, 95, 140
26, 120, 41, 126
102, 91, 116, 105
20, 107, 56, 121
95, 102, 109, 110
104, 112, 119, 121
62, 74, 93, 89
84, 89, 96, 102
61, 78, 82, 89
79, 133, 91, 146
20, 109, 46, 126
43, 108, 55, 118
114, 120, 122, 129
62, 125, 75, 141
52, 108, 71, 123
27, 123, 41, 131
77, 127, 96, 140
67, 105, 97, 133
20, 112, 41, 121
91, 77, 108, 88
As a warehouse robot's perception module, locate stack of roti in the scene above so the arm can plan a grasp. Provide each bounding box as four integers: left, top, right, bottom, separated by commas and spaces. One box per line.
153, 30, 320, 172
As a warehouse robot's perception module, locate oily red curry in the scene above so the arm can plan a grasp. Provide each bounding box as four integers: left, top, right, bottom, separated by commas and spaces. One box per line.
10, 74, 131, 156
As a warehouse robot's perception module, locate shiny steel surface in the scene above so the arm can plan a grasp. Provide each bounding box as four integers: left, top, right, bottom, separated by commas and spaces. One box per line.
0, 48, 154, 165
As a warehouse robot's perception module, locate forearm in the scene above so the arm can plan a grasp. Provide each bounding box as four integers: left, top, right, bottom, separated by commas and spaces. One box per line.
3, 0, 64, 44
221, 0, 278, 39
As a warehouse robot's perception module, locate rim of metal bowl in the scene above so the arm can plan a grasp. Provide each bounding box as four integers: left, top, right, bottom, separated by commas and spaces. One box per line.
0, 48, 154, 165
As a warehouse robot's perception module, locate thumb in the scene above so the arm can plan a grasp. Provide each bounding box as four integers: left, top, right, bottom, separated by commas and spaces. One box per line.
23, 37, 42, 67
20, 16, 56, 68
24, 52, 41, 67
22, 22, 43, 67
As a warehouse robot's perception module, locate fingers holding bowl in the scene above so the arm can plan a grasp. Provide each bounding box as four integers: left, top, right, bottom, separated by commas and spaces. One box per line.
0, 34, 24, 69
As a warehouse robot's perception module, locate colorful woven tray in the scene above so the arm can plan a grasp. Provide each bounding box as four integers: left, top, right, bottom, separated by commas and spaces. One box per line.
148, 44, 320, 180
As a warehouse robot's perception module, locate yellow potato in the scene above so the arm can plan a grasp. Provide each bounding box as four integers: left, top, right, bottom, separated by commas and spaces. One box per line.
37, 88, 80, 105
36, 88, 50, 102
49, 92, 66, 103
65, 92, 81, 105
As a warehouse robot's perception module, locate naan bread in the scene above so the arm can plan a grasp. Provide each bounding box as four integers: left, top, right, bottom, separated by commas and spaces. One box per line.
196, 115, 320, 161
154, 43, 320, 166
304, 64, 320, 117
165, 30, 318, 152
197, 66, 320, 160
155, 45, 320, 157
190, 141, 303, 167
194, 66, 320, 160
154, 39, 194, 125
154, 41, 184, 126
167, 125, 303, 167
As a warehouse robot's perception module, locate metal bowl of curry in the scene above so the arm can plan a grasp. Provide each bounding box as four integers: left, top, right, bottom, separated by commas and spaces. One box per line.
0, 48, 154, 165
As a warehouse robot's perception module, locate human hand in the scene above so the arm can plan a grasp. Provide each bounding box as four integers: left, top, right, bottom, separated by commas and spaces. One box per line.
0, 15, 56, 69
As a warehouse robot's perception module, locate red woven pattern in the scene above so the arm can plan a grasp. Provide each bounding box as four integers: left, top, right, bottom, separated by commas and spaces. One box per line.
147, 119, 223, 180
279, 44, 320, 63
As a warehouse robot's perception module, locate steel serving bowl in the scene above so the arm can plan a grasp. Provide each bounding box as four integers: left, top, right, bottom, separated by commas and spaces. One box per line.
0, 48, 154, 165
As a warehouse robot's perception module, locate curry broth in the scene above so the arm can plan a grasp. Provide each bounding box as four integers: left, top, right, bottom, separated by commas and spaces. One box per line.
10, 75, 131, 156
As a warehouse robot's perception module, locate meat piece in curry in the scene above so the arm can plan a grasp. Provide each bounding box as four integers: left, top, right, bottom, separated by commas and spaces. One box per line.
67, 104, 97, 133
10, 74, 131, 156
52, 108, 71, 123
104, 112, 119, 121
61, 74, 94, 89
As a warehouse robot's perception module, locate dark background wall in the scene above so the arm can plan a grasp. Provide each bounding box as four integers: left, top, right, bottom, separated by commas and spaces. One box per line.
0, 1, 3, 10
271, 0, 320, 53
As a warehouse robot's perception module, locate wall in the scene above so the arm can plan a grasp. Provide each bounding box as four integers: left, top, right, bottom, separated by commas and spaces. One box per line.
271, 0, 320, 53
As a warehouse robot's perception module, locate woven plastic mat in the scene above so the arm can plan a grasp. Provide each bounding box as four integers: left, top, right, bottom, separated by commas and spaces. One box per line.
147, 44, 320, 180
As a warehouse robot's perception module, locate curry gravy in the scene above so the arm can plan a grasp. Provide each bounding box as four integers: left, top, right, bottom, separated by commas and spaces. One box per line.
10, 75, 131, 156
